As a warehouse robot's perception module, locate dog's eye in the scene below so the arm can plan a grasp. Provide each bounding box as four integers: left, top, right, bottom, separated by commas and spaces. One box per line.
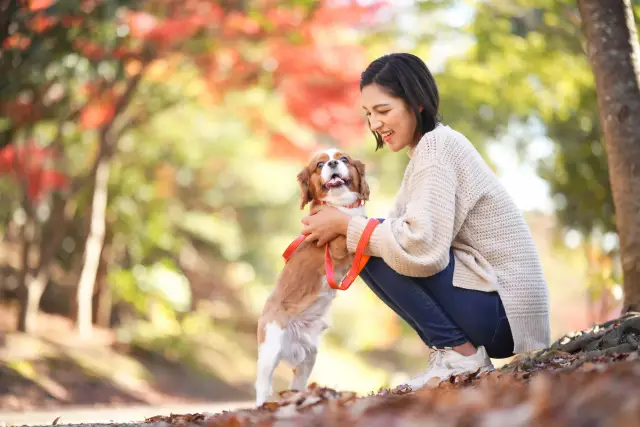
316, 162, 325, 169
340, 156, 349, 163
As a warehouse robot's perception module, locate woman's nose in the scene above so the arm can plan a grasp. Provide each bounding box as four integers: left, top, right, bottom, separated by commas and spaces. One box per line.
370, 119, 383, 131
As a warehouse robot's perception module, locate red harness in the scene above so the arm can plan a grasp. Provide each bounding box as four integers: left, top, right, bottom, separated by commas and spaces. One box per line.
282, 202, 380, 291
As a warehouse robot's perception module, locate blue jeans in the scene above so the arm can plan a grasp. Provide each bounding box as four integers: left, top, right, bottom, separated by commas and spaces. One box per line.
359, 221, 514, 359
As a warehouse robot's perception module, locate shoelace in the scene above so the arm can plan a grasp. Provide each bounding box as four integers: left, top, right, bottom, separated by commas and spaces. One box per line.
407, 347, 450, 383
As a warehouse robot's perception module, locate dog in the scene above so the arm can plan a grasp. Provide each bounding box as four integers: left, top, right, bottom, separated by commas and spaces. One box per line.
254, 148, 370, 406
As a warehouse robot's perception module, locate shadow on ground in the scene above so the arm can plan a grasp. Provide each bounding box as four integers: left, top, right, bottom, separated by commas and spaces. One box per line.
0, 307, 255, 411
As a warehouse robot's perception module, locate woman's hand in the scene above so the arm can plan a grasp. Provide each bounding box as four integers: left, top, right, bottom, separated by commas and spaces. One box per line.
301, 206, 351, 247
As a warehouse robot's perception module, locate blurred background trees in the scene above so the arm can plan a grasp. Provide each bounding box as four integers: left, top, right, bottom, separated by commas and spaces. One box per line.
0, 0, 639, 407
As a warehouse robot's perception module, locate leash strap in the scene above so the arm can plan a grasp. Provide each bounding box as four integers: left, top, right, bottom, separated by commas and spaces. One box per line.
325, 218, 379, 290
282, 218, 381, 291
282, 234, 306, 261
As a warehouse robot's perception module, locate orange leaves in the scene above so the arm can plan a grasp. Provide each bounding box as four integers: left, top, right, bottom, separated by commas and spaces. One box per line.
135, 316, 640, 427
311, 0, 387, 27
125, 11, 206, 49
258, 1, 387, 147
146, 413, 205, 424
267, 133, 317, 163
136, 355, 640, 427
2, 33, 31, 50
28, 0, 55, 11
61, 15, 84, 27
78, 84, 117, 129
272, 43, 368, 144
72, 38, 140, 61
79, 102, 115, 129
146, 16, 206, 47
29, 14, 57, 32
222, 11, 262, 37
0, 142, 68, 201
72, 39, 106, 61
264, 6, 305, 31
126, 11, 158, 38
196, 49, 263, 100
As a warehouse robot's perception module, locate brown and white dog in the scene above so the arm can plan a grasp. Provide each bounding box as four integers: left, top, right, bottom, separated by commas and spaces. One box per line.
255, 148, 370, 406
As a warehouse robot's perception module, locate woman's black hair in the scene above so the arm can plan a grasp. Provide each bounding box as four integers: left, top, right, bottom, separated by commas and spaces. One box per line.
360, 53, 441, 150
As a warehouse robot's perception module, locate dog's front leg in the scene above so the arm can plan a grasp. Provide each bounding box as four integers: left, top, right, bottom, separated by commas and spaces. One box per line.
255, 322, 285, 406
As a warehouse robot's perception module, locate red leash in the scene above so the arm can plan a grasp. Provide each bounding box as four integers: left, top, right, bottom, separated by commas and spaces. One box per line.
282, 217, 381, 291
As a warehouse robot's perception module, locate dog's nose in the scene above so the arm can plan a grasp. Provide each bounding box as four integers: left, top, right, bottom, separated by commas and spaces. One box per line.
327, 160, 339, 168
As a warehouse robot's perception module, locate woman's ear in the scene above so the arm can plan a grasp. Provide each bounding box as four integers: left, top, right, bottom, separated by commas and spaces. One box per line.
297, 167, 312, 209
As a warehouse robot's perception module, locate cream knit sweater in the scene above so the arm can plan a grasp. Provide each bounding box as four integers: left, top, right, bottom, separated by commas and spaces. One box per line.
346, 124, 551, 354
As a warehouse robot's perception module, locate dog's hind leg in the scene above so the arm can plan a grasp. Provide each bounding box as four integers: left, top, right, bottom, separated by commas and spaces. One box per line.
290, 346, 317, 391
255, 321, 285, 406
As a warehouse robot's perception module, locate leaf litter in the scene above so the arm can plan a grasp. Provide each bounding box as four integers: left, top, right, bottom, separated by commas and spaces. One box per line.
145, 313, 640, 427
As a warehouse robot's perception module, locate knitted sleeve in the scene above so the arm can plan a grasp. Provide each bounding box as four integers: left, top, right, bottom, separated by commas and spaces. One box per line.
346, 161, 457, 277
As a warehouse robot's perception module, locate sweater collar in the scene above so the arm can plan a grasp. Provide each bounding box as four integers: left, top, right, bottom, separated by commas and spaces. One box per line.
407, 123, 444, 159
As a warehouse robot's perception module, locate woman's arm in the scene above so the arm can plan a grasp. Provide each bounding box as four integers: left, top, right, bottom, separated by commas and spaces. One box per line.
346, 161, 457, 277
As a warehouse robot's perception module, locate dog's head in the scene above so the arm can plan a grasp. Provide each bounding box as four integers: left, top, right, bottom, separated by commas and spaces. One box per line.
296, 148, 370, 210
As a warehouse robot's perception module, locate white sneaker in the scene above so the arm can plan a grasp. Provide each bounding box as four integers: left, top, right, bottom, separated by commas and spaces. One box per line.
404, 345, 493, 390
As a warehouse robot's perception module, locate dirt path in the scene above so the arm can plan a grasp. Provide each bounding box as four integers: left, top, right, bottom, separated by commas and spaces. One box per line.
0, 401, 254, 426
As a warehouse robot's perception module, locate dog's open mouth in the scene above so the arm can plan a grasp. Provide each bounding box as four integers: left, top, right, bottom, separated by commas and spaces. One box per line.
324, 173, 350, 189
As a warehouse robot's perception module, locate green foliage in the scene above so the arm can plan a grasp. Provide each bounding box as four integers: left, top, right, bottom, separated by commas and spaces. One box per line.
434, 0, 624, 241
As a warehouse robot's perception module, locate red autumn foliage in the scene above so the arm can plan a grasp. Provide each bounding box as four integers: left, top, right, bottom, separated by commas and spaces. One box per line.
7, 0, 387, 176
0, 99, 42, 126
79, 102, 116, 129
267, 133, 318, 163
0, 143, 68, 201
272, 43, 368, 145
29, 14, 57, 32
2, 33, 31, 50
28, 0, 54, 12
263, 1, 384, 152
124, 0, 384, 156
72, 39, 106, 61
78, 86, 118, 129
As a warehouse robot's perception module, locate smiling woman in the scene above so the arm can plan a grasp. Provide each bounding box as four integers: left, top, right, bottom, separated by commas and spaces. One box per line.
360, 53, 440, 152
300, 53, 552, 392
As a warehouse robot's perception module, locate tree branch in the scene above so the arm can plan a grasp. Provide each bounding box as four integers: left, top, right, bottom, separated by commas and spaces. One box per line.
69, 65, 148, 195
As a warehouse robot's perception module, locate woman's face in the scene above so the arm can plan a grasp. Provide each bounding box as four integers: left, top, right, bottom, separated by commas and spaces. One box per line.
361, 83, 418, 153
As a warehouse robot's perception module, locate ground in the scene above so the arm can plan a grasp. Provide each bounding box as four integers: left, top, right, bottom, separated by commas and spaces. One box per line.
146, 312, 640, 427
2, 306, 640, 426
0, 305, 255, 412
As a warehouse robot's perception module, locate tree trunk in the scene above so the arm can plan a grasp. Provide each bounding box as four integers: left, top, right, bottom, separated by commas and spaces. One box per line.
75, 156, 110, 339
17, 272, 48, 333
93, 233, 112, 328
16, 216, 39, 333
578, 0, 640, 313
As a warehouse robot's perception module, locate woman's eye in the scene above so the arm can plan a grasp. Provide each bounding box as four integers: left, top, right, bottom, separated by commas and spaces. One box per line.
378, 110, 390, 115
317, 162, 325, 169
340, 156, 349, 163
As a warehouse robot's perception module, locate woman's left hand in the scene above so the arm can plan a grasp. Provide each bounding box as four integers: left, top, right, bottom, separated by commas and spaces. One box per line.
301, 206, 351, 247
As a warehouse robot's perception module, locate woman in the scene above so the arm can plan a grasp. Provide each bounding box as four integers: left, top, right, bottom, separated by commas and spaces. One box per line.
301, 53, 551, 390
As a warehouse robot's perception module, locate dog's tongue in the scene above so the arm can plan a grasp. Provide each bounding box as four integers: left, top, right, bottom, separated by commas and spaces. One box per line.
325, 176, 345, 188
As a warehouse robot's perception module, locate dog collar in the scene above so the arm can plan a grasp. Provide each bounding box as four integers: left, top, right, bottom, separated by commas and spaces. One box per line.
317, 199, 364, 209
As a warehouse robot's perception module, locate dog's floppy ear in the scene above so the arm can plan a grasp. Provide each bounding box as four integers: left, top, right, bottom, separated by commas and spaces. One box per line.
297, 167, 312, 209
352, 159, 370, 201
